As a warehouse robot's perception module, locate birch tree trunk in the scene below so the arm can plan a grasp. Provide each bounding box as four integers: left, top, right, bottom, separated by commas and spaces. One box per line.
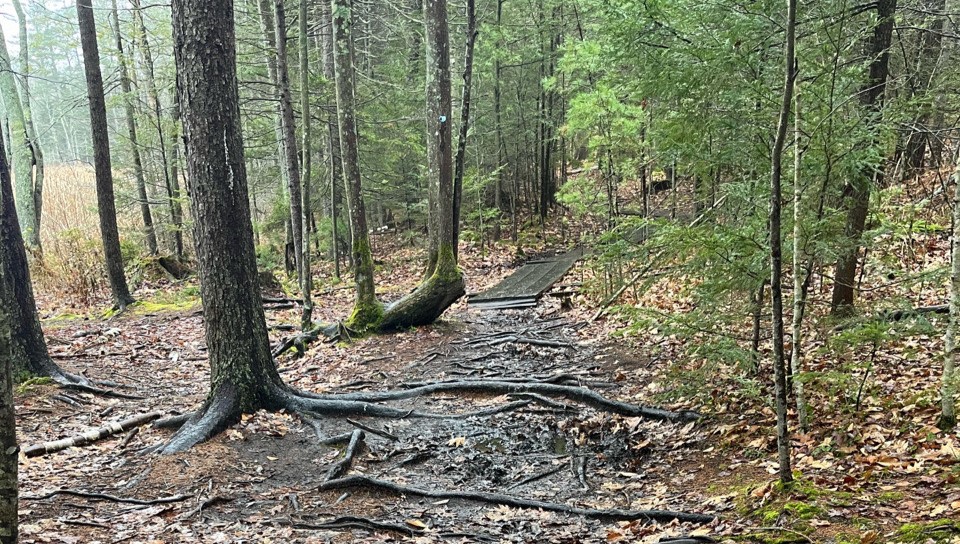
942, 156, 960, 429
790, 78, 809, 430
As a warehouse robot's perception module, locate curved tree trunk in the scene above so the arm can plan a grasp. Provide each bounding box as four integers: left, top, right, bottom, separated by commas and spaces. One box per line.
332, 0, 381, 330
77, 0, 135, 310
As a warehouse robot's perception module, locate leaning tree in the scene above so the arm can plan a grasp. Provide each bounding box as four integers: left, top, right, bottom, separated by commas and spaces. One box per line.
157, 0, 698, 457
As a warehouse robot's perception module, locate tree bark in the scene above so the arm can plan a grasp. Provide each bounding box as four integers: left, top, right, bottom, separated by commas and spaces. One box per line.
77, 0, 135, 309
167, 0, 286, 453
332, 0, 381, 329
300, 0, 314, 328
319, 0, 342, 280
11, 0, 43, 252
903, 0, 945, 173
790, 78, 808, 430
769, 0, 797, 487
0, 23, 39, 249
0, 131, 16, 544
943, 154, 960, 429
131, 0, 183, 259
110, 0, 158, 255
452, 0, 477, 260
831, 0, 897, 315
275, 0, 305, 279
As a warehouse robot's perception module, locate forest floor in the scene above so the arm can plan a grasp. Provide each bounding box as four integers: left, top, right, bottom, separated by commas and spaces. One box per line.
16, 176, 960, 543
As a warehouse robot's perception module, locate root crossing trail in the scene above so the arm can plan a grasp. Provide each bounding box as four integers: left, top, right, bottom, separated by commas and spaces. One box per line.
16, 303, 716, 542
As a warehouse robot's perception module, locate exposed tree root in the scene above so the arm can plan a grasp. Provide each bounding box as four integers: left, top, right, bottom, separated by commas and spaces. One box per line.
21, 489, 192, 505
153, 375, 696, 455
329, 379, 700, 423
291, 516, 420, 537
324, 430, 365, 482
319, 475, 715, 524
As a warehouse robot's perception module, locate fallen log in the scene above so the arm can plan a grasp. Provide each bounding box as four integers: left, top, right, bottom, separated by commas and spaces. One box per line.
24, 411, 162, 457
319, 475, 715, 524
882, 304, 949, 321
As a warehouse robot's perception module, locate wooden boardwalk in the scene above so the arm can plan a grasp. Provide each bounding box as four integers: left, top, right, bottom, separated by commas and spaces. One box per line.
469, 247, 584, 310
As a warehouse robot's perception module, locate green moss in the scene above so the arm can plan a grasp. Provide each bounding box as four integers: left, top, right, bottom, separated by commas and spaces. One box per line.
895, 520, 960, 543
16, 376, 53, 394
877, 490, 904, 503
345, 297, 384, 332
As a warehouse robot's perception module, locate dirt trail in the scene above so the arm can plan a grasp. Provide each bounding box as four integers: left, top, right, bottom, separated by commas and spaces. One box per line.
16, 300, 712, 543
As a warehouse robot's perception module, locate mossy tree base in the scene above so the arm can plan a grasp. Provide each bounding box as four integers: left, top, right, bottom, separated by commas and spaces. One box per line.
378, 267, 465, 332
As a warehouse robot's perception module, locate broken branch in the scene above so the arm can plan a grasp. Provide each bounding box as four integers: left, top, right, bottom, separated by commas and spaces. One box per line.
24, 411, 163, 457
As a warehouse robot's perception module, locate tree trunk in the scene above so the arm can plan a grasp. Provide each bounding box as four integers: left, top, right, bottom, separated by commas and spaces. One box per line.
167, 0, 286, 453
319, 0, 342, 280
332, 0, 381, 329
0, 262, 15, 544
452, 0, 477, 261
110, 0, 158, 255
790, 78, 808, 430
831, 0, 897, 316
943, 155, 960, 430
769, 0, 797, 487
11, 0, 43, 252
275, 0, 304, 279
77, 0, 135, 309
377, 0, 466, 331
300, 0, 314, 329
903, 0, 945, 173
131, 0, 183, 259
492, 0, 504, 242
0, 24, 39, 249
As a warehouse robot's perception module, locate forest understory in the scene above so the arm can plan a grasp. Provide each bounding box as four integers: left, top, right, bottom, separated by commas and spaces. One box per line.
14, 174, 960, 543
